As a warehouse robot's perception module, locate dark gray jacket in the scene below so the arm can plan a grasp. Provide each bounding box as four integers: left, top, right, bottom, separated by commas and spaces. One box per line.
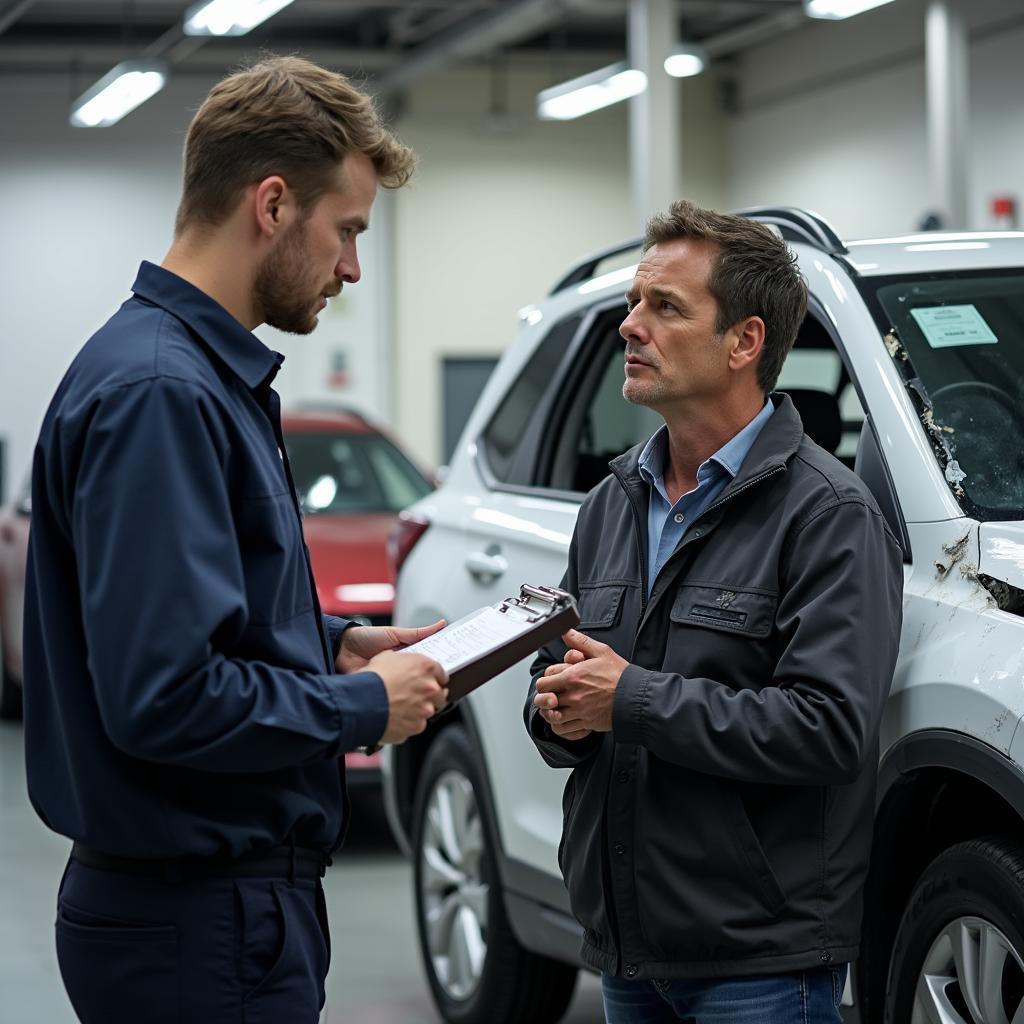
525, 394, 903, 980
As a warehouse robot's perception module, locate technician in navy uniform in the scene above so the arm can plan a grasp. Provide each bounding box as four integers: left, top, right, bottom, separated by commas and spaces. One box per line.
23, 56, 446, 1024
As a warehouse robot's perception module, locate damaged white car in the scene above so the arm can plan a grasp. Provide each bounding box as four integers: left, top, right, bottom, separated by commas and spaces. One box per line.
384, 209, 1024, 1024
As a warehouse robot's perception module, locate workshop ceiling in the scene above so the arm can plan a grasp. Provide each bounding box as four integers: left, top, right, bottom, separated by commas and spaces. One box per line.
0, 0, 806, 93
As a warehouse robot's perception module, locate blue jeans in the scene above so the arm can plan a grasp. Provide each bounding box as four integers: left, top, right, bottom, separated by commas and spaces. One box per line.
602, 966, 847, 1024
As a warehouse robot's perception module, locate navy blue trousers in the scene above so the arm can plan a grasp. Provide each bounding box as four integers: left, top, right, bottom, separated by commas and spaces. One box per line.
56, 858, 330, 1024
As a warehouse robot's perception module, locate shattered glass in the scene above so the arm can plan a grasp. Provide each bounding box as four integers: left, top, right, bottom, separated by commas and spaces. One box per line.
865, 272, 1024, 520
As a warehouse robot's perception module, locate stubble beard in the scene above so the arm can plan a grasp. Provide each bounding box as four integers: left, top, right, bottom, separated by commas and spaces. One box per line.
622, 367, 667, 409
253, 216, 322, 336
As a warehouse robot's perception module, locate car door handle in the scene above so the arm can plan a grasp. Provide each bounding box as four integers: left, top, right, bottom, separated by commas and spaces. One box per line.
465, 549, 508, 582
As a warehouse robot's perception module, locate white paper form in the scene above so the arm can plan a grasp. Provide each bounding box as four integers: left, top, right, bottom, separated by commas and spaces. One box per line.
403, 606, 534, 674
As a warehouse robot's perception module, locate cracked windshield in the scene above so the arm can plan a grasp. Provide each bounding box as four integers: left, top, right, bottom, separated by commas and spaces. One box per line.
867, 271, 1024, 521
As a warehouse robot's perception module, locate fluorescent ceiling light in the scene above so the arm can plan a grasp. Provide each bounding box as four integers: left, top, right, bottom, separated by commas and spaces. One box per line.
184, 0, 295, 36
664, 44, 707, 78
804, 0, 897, 19
70, 60, 167, 128
537, 62, 647, 121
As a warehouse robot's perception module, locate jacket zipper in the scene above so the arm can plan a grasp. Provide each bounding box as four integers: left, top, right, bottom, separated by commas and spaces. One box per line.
626, 484, 650, 630
600, 469, 649, 975
695, 465, 786, 524
600, 461, 785, 970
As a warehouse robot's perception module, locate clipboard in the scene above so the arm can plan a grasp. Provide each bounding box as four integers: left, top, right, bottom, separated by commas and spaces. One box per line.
404, 584, 580, 703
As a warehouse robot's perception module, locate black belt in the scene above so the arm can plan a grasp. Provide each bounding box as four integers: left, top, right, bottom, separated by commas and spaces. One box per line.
71, 842, 331, 882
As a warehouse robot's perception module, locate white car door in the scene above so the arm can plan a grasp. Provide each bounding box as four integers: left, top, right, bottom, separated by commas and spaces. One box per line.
464, 306, 661, 878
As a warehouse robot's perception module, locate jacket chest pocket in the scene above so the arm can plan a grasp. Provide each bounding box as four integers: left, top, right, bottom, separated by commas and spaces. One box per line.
236, 492, 313, 627
576, 584, 627, 631
670, 582, 776, 638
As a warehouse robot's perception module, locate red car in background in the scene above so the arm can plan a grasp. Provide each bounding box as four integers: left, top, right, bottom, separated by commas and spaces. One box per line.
282, 407, 435, 784
0, 479, 30, 719
0, 408, 434, 785
283, 407, 433, 626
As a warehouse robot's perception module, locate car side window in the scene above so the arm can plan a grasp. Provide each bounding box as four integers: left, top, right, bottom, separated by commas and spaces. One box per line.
480, 313, 582, 486
543, 312, 661, 494
364, 440, 432, 510
778, 314, 909, 556
290, 437, 384, 512
776, 314, 865, 468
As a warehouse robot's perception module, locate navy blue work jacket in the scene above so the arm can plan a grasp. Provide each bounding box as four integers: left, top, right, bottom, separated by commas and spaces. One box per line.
23, 261, 388, 859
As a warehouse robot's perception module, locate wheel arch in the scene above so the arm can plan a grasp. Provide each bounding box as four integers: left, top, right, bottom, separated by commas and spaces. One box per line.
858, 729, 1024, 1018
383, 702, 509, 881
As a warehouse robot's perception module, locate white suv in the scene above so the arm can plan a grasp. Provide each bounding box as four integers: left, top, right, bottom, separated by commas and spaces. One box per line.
383, 209, 1024, 1024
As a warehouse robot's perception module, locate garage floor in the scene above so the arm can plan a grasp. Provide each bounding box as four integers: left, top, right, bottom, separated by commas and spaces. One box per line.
0, 721, 604, 1024
0, 721, 859, 1024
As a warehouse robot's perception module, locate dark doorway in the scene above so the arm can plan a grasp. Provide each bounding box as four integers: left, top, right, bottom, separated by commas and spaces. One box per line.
442, 357, 498, 465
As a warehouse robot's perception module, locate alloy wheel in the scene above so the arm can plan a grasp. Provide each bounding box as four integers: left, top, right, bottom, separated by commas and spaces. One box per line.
912, 916, 1024, 1024
419, 768, 489, 1001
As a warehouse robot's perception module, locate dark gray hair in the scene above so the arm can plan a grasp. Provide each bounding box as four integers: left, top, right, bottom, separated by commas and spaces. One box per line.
644, 200, 808, 393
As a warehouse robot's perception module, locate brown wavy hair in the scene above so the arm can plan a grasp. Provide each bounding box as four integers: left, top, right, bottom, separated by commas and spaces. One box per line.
175, 55, 415, 234
644, 200, 808, 393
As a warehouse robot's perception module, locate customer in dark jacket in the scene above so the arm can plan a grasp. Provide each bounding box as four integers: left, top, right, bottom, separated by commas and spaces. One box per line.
525, 200, 903, 1024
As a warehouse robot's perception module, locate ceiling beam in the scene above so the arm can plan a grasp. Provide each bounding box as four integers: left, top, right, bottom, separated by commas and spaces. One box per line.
704, 6, 805, 56
373, 0, 570, 96
0, 43, 401, 75
0, 0, 34, 37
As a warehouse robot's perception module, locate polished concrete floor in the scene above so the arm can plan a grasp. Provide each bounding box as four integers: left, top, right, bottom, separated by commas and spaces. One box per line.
0, 721, 603, 1024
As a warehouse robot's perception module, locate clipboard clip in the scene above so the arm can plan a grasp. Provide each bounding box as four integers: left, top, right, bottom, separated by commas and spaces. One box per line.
497, 584, 574, 624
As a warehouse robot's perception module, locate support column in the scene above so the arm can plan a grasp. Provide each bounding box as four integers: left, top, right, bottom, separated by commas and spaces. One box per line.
926, 0, 969, 229
628, 0, 680, 233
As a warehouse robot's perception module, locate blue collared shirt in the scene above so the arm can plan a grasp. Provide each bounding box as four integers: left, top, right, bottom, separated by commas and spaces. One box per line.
638, 400, 774, 596
23, 261, 388, 858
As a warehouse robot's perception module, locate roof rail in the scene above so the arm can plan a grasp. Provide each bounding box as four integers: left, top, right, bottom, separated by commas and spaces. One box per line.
731, 206, 848, 255
549, 238, 642, 296
550, 206, 846, 296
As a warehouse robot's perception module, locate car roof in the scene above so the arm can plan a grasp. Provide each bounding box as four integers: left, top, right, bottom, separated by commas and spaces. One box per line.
280, 408, 377, 435
842, 232, 1024, 276
551, 218, 1024, 308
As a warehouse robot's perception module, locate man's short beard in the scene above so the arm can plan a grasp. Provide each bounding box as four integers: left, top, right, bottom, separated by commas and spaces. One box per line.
253, 216, 318, 335
623, 374, 667, 409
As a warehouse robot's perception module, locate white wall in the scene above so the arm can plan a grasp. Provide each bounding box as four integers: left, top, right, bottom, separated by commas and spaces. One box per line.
1, 74, 186, 501
0, 73, 394, 499
391, 59, 728, 468
11, 0, 1022, 489
728, 0, 1024, 238
0, 53, 729, 491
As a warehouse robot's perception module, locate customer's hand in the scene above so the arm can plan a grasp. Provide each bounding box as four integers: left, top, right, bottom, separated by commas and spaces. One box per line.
369, 650, 449, 744
534, 630, 627, 737
336, 619, 445, 674
534, 649, 594, 741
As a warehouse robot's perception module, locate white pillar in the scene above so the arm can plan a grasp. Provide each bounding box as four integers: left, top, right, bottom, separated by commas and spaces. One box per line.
926, 0, 969, 229
628, 0, 680, 233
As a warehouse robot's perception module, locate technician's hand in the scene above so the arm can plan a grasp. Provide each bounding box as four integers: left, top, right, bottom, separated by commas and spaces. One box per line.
368, 649, 449, 745
534, 629, 628, 737
336, 619, 445, 674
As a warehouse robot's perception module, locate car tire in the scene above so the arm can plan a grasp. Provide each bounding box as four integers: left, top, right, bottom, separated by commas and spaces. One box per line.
0, 662, 22, 721
884, 837, 1024, 1024
412, 724, 578, 1024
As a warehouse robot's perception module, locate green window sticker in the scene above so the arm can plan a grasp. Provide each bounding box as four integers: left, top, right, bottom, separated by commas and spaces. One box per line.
909, 304, 998, 348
